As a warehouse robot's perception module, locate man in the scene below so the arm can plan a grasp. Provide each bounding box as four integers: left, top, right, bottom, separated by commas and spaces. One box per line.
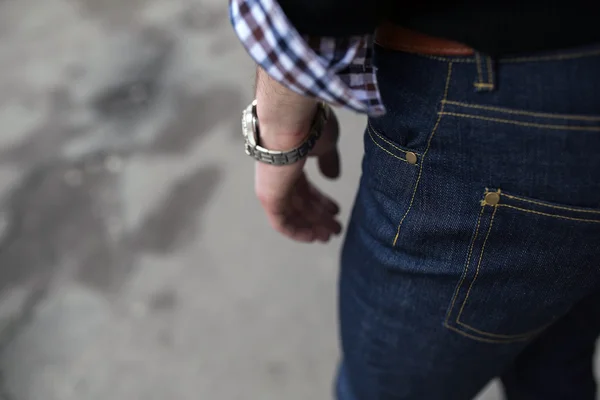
230, 1, 600, 398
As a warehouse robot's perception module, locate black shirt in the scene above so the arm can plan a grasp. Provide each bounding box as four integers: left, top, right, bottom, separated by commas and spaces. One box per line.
277, 0, 600, 57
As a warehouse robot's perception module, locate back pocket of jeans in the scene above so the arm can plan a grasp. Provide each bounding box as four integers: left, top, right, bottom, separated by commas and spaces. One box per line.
444, 189, 600, 343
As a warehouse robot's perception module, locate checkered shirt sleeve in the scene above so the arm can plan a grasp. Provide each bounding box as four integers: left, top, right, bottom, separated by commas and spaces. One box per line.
229, 0, 386, 116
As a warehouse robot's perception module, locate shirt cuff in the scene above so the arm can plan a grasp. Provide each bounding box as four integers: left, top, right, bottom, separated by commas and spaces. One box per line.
229, 0, 385, 116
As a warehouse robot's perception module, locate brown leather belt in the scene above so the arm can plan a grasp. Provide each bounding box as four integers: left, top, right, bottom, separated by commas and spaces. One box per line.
375, 22, 475, 56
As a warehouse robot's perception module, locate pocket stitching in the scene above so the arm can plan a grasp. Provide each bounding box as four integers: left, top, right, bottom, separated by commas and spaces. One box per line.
454, 204, 549, 340
455, 205, 520, 338
445, 189, 581, 343
442, 100, 600, 121
366, 127, 417, 165
367, 122, 422, 156
503, 193, 600, 214
445, 206, 485, 326
443, 323, 529, 344
438, 112, 600, 131
414, 48, 600, 64
392, 61, 454, 247
500, 48, 600, 63
499, 204, 600, 223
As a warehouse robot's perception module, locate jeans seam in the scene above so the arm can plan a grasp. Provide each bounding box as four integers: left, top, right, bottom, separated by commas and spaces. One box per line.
367, 122, 422, 156
391, 62, 453, 247
452, 204, 543, 341
455, 205, 498, 331
499, 204, 600, 223
500, 48, 600, 63
366, 127, 417, 165
442, 100, 600, 121
438, 112, 600, 131
475, 53, 483, 85
408, 48, 600, 63
443, 323, 530, 344
502, 193, 600, 214
445, 206, 484, 326
403, 54, 475, 63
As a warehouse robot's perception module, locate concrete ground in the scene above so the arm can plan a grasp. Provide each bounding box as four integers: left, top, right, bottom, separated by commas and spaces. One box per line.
0, 1, 595, 399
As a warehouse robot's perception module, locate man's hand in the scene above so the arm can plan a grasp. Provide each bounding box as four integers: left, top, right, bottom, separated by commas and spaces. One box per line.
256, 112, 342, 242
254, 68, 342, 243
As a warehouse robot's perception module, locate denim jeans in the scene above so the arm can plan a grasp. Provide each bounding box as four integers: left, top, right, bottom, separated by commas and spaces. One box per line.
337, 45, 600, 400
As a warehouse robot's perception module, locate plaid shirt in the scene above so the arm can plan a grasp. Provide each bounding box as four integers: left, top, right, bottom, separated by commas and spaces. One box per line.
229, 0, 385, 116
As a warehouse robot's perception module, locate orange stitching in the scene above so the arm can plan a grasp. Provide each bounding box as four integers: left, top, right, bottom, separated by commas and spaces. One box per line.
475, 53, 483, 85
500, 49, 600, 63
459, 320, 549, 340
367, 122, 421, 156
498, 204, 600, 223
446, 188, 590, 342
503, 193, 600, 214
438, 112, 600, 131
392, 62, 453, 246
444, 323, 530, 344
417, 54, 475, 63
445, 206, 484, 324
454, 204, 551, 339
366, 127, 416, 165
457, 205, 497, 329
442, 101, 600, 121
413, 48, 600, 64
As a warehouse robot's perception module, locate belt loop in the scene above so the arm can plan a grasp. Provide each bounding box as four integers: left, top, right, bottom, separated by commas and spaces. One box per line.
474, 52, 496, 92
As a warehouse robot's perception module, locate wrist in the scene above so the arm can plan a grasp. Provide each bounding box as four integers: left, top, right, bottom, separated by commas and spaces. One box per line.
256, 103, 317, 150
255, 67, 319, 150
241, 99, 331, 166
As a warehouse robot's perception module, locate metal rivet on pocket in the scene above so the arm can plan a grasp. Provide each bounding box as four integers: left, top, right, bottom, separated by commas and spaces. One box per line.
406, 152, 417, 165
484, 192, 500, 206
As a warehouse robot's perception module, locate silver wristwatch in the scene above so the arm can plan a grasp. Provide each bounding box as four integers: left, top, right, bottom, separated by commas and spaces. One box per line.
241, 99, 330, 165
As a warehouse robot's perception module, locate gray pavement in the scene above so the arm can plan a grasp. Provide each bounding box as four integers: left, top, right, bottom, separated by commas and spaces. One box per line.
0, 1, 594, 399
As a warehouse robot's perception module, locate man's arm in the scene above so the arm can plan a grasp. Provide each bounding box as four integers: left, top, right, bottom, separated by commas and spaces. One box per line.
255, 67, 318, 150
230, 0, 381, 241
254, 68, 342, 242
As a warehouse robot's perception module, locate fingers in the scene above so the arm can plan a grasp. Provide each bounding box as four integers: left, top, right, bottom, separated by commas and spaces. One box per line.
292, 190, 341, 243
301, 197, 341, 242
308, 183, 340, 215
306, 188, 342, 236
267, 210, 316, 243
260, 179, 342, 243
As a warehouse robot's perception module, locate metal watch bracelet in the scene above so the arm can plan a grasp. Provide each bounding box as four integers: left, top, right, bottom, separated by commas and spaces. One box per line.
241, 100, 330, 166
